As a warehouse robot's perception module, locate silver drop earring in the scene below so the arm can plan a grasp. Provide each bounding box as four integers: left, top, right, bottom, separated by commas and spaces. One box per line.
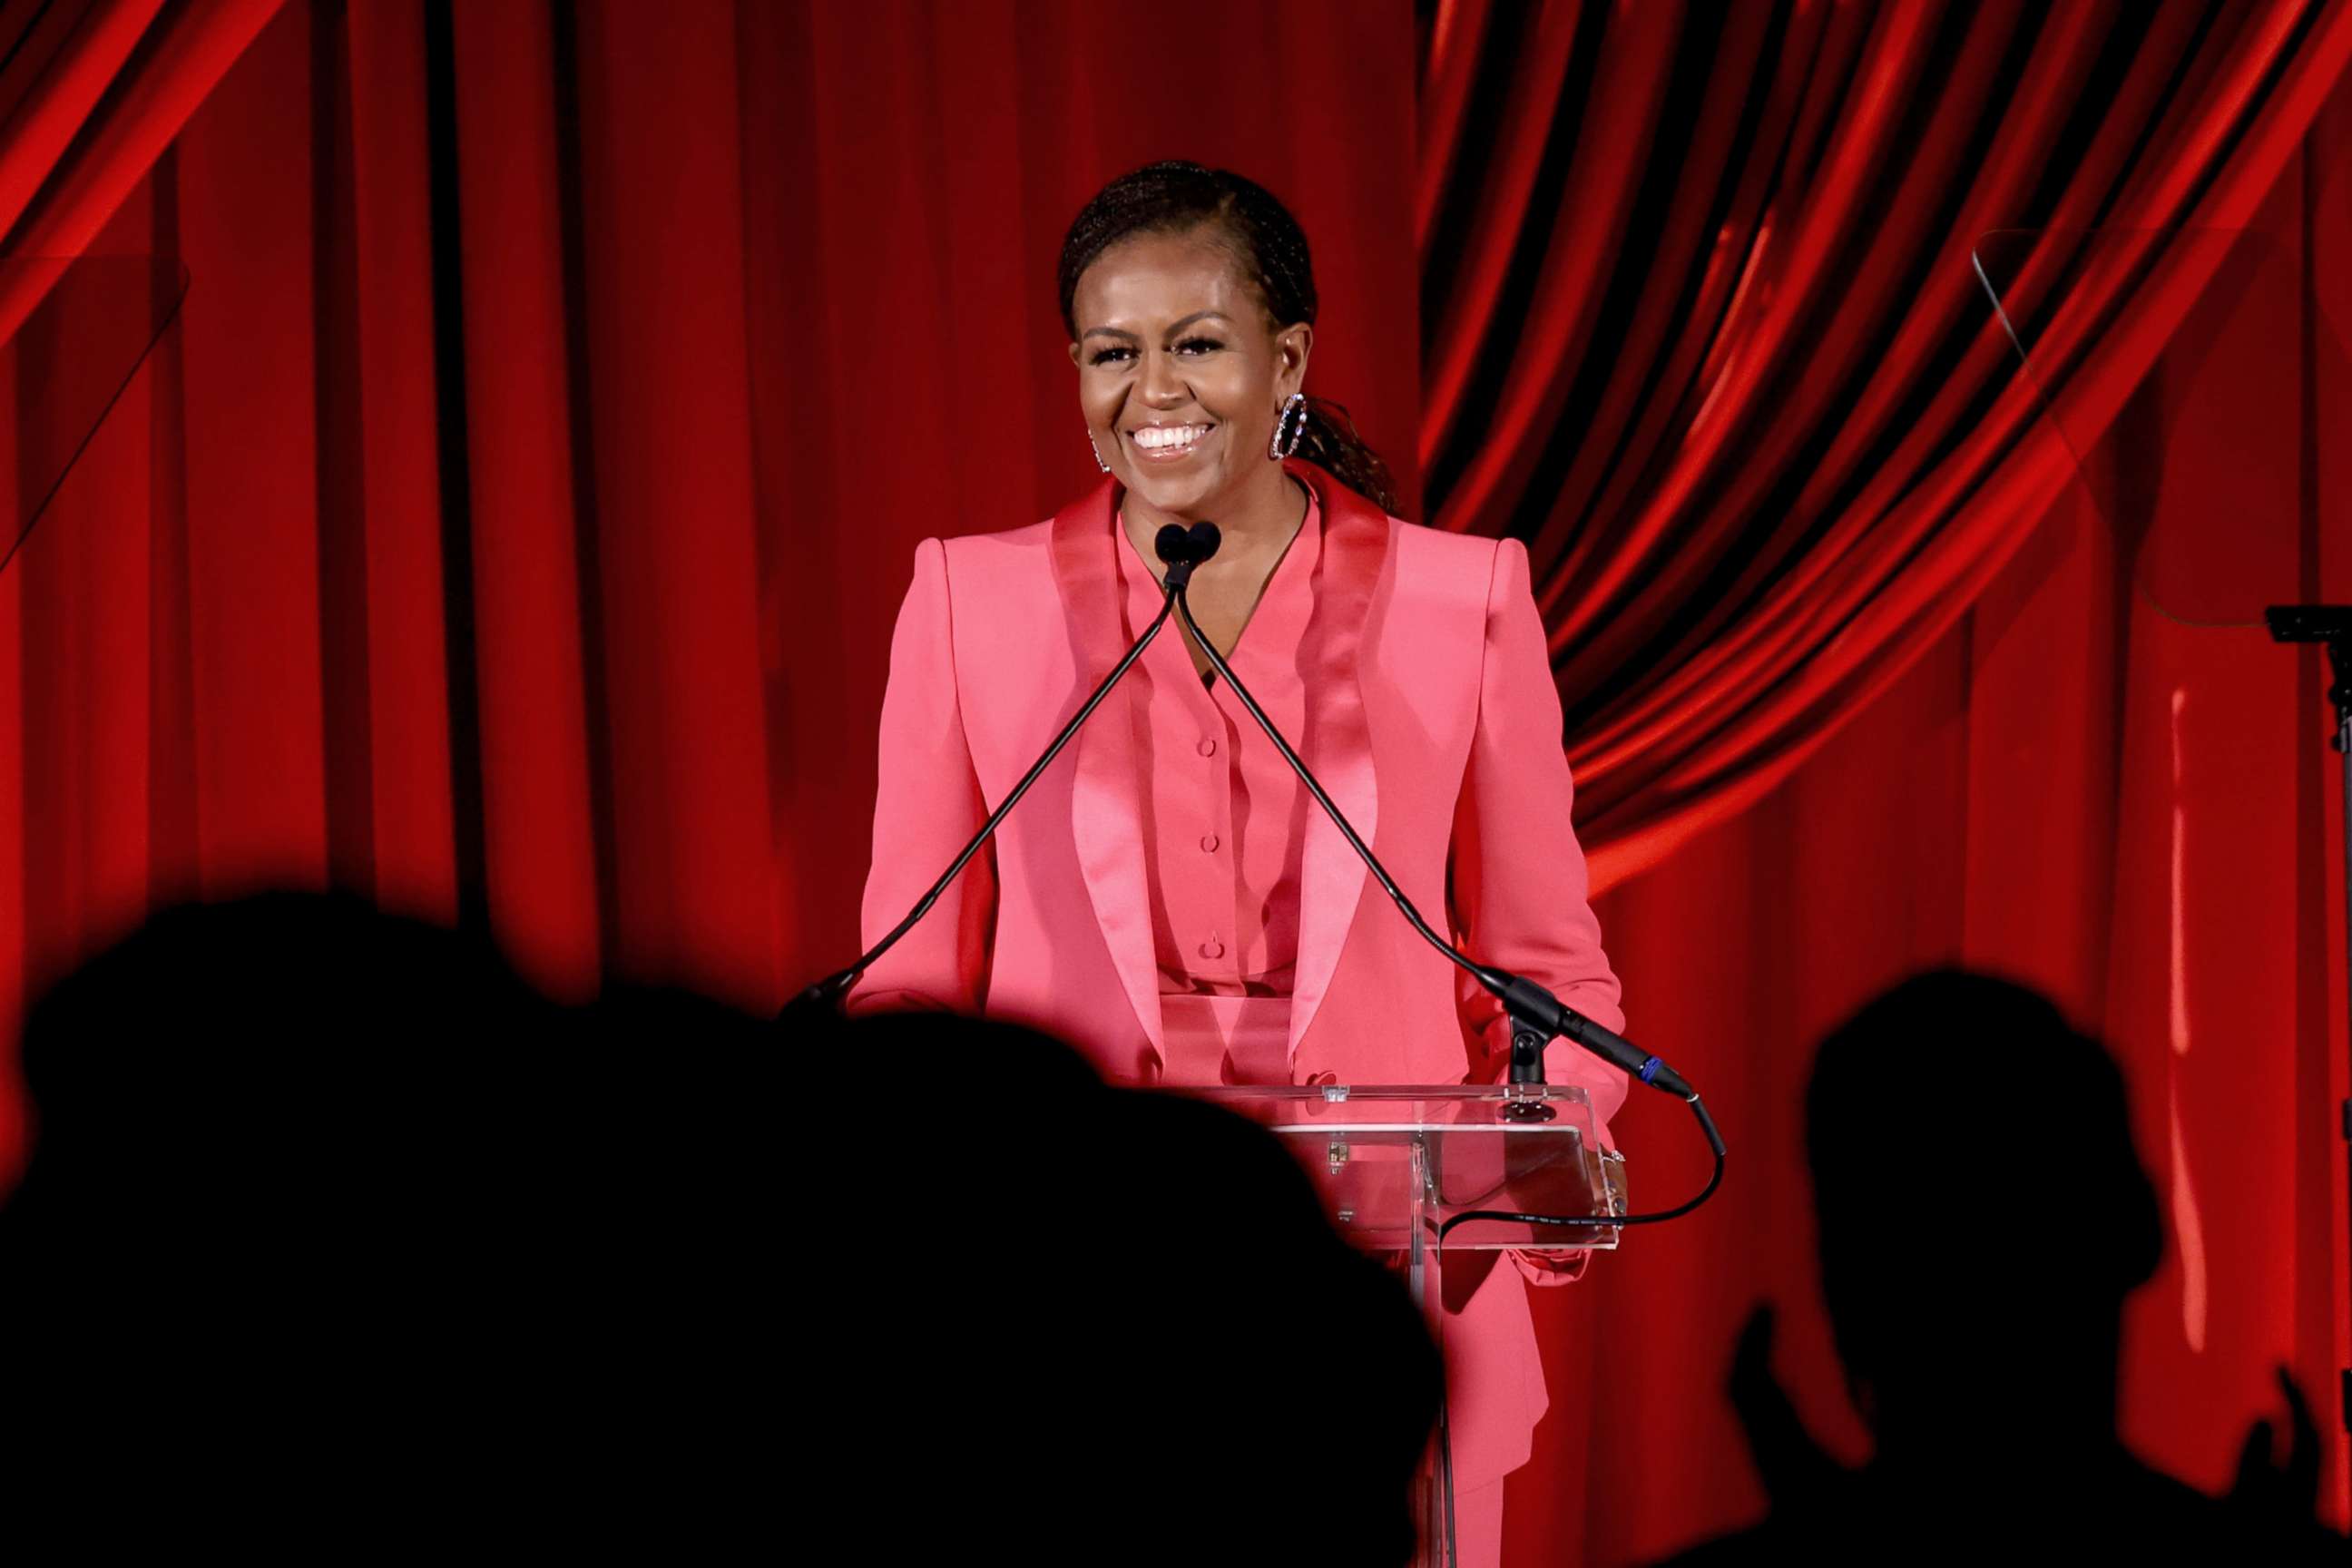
1269, 391, 1307, 460
1087, 426, 1112, 473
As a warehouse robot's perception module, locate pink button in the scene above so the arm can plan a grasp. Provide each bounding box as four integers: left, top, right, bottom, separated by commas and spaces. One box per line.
1199, 935, 1226, 960
1200, 834, 1220, 853
1197, 738, 1216, 757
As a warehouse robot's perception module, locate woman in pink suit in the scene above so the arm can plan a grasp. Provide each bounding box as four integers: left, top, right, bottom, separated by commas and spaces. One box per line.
853, 162, 1624, 1567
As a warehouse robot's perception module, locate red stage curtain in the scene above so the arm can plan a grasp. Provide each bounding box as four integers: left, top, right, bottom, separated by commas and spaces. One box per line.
1409, 13, 2352, 1542
0, 0, 284, 340
1515, 38, 2352, 1568
0, 1, 2346, 1561
1418, 0, 2352, 889
0, 0, 1423, 1024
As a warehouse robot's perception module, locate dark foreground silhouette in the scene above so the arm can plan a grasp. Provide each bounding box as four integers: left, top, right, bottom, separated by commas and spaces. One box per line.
0, 894, 1437, 1561
1661, 969, 2344, 1564
808, 1009, 1444, 1563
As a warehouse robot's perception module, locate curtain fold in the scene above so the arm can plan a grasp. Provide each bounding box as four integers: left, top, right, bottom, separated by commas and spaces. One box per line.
0, 0, 283, 344
1418, 0, 2352, 887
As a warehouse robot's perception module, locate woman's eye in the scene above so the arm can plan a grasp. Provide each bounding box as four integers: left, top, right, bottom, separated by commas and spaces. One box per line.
1086, 338, 1216, 366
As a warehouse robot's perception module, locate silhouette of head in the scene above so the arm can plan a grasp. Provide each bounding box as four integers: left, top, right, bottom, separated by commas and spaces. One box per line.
797, 1009, 1444, 1564
1671, 973, 2346, 1563
1807, 970, 2161, 1454
0, 893, 782, 1544
0, 902, 1438, 1562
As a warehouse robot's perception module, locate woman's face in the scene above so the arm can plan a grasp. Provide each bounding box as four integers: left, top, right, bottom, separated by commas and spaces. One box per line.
1068, 227, 1310, 520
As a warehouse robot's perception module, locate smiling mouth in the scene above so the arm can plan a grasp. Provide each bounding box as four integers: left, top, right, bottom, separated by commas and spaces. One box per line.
1126, 423, 1215, 461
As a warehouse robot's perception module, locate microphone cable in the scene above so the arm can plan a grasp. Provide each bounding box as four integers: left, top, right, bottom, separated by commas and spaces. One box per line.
1164, 538, 1725, 1240
786, 542, 1212, 1015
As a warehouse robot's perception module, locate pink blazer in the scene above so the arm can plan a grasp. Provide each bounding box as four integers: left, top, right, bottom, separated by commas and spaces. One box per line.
853, 461, 1625, 1481
855, 462, 1623, 1092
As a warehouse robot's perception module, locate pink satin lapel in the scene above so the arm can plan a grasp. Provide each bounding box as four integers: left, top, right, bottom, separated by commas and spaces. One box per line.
1049, 480, 1165, 1060
1284, 462, 1386, 1067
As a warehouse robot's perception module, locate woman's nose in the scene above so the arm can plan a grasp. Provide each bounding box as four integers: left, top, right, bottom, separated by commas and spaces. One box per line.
1138, 347, 1190, 407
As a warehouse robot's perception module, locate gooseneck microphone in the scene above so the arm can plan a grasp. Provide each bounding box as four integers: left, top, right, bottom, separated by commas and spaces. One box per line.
784, 529, 1211, 1020
1152, 520, 1220, 592
1164, 519, 1724, 1230
1161, 523, 1697, 1100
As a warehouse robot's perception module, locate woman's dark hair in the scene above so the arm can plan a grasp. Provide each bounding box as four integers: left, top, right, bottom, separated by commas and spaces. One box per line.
1058, 162, 1400, 515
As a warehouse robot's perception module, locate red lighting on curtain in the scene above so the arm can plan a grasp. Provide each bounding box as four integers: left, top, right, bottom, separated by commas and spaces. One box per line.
0, 1, 2343, 1558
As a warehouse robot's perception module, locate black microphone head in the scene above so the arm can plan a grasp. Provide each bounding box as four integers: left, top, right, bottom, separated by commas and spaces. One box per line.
1186, 522, 1221, 564
1153, 524, 1191, 567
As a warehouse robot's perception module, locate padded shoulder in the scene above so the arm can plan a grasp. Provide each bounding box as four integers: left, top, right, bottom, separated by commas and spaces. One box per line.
928, 519, 1065, 671
1380, 517, 1504, 623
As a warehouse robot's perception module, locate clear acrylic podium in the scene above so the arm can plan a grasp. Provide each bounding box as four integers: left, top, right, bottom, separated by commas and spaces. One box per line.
1185, 1083, 1627, 1568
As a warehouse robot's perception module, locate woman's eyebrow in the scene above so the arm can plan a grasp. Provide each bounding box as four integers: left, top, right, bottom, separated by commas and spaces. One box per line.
1081, 310, 1232, 342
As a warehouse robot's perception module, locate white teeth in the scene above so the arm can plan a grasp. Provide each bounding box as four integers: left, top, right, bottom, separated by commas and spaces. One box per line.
1132, 424, 1210, 451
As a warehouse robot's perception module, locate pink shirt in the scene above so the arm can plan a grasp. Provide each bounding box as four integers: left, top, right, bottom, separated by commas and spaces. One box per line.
1115, 485, 1322, 1083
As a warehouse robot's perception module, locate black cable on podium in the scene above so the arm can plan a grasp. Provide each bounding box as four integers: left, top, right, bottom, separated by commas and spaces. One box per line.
1158, 519, 1727, 1241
